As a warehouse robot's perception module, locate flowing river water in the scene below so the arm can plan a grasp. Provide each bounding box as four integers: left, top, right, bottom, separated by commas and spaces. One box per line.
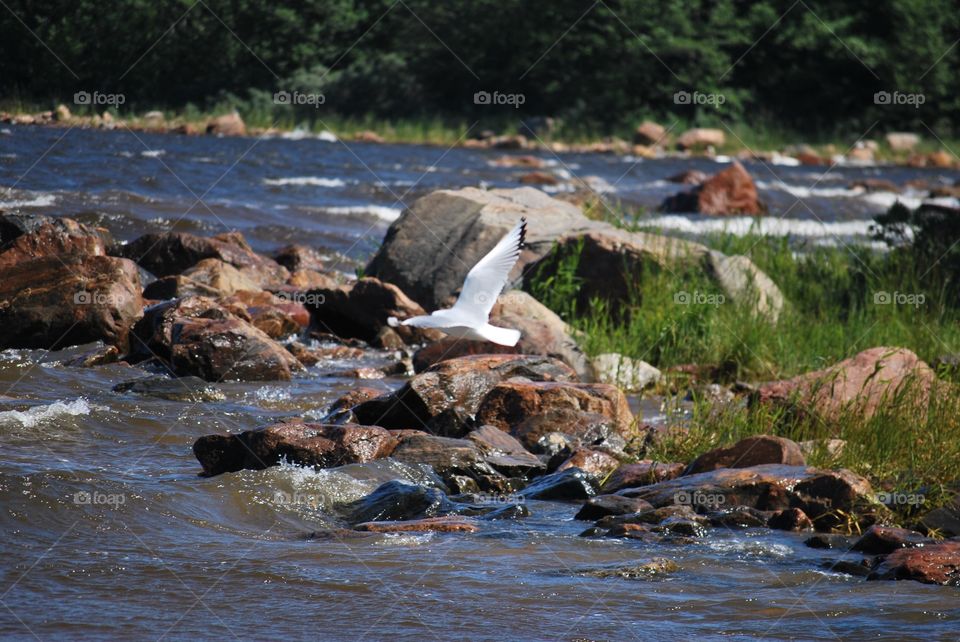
1, 126, 958, 640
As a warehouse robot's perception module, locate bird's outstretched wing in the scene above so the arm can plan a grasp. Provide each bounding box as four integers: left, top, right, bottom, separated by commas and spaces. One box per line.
449, 218, 526, 323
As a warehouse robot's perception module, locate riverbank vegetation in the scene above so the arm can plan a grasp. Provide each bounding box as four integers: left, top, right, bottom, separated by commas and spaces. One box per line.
2, 1, 958, 141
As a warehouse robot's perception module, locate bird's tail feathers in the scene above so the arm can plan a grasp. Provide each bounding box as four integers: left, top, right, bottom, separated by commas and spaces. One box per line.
478, 324, 521, 347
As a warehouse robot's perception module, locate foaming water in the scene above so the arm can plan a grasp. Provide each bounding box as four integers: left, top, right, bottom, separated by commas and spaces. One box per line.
0, 397, 92, 428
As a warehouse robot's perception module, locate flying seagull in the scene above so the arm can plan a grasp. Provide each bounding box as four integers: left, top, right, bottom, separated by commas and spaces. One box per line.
388, 218, 526, 346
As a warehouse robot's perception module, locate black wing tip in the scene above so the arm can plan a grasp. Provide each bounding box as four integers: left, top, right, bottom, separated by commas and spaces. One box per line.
518, 217, 527, 250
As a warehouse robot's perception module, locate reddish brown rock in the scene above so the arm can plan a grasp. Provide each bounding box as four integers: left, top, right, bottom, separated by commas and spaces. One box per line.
684, 435, 805, 476
0, 213, 108, 268
129, 296, 302, 381
767, 507, 814, 531
600, 461, 685, 493
222, 290, 310, 339
117, 231, 288, 286
661, 161, 764, 215
389, 433, 504, 489
475, 381, 634, 437
869, 541, 960, 585
354, 516, 478, 533
286, 341, 365, 366
633, 121, 667, 146
206, 111, 246, 136
755, 347, 935, 424
0, 254, 143, 351
192, 422, 397, 476
353, 354, 576, 433
307, 277, 442, 346
617, 464, 876, 532
853, 525, 934, 554
273, 244, 327, 273
518, 171, 558, 186
557, 448, 620, 479
285, 269, 338, 290
574, 494, 654, 521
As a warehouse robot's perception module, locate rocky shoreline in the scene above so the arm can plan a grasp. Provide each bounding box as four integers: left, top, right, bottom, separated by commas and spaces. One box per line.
1, 185, 958, 588
3, 106, 957, 171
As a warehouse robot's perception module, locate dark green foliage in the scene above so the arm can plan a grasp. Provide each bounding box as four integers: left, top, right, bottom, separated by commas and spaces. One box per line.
2, 0, 958, 135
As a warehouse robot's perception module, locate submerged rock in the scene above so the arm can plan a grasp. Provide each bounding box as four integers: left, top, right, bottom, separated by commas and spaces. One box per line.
352, 354, 576, 434
0, 254, 143, 351
192, 422, 397, 476
852, 525, 934, 554
575, 495, 653, 521
617, 464, 876, 532
342, 480, 454, 524
684, 435, 805, 476
354, 516, 479, 533
113, 375, 225, 402
520, 468, 598, 500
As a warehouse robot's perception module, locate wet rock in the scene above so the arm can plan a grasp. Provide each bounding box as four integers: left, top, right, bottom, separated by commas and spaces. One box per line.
481, 503, 530, 520
598, 504, 704, 528
868, 541, 960, 585
287, 341, 365, 367
206, 110, 246, 136
61, 343, 120, 368
512, 411, 627, 455
617, 464, 876, 531
604, 523, 655, 539
273, 244, 327, 273
853, 525, 934, 554
192, 422, 398, 476
475, 381, 634, 439
222, 290, 309, 339
633, 121, 667, 146
767, 507, 814, 531
520, 467, 598, 500
557, 448, 619, 479
352, 354, 576, 433
130, 296, 302, 381
342, 481, 453, 524
708, 506, 772, 528
824, 559, 873, 578
655, 516, 707, 537
307, 277, 442, 345
676, 128, 725, 150
576, 558, 679, 579
389, 433, 505, 490
113, 375, 225, 402
601, 461, 685, 493
804, 533, 856, 550
0, 254, 143, 351
117, 231, 288, 287
142, 274, 222, 300
0, 212, 108, 268
661, 161, 764, 215
466, 425, 544, 475
684, 435, 805, 476
354, 516, 479, 533
574, 495, 653, 521
755, 347, 935, 424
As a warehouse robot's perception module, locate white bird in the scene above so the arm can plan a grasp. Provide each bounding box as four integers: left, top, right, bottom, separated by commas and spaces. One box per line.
388, 218, 526, 346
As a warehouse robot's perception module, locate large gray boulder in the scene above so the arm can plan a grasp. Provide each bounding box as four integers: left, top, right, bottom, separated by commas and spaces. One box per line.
366, 187, 783, 322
